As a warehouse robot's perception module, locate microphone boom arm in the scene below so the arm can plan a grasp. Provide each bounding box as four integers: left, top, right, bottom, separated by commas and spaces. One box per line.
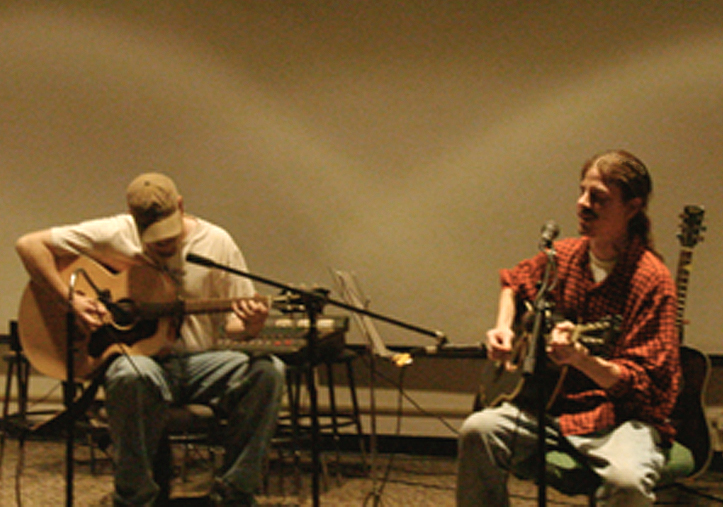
185, 253, 447, 345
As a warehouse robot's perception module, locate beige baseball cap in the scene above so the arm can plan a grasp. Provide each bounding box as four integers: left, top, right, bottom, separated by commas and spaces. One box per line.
126, 173, 183, 243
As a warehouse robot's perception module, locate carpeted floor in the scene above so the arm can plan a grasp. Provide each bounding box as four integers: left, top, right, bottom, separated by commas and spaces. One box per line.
2, 433, 723, 506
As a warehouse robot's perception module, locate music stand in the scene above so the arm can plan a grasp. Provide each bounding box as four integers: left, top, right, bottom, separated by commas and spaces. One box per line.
329, 270, 402, 360
329, 269, 403, 505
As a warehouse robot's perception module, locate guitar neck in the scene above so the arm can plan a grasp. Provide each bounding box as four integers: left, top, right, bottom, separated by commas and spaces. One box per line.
184, 298, 237, 315
675, 247, 694, 332
138, 295, 272, 319
674, 204, 706, 339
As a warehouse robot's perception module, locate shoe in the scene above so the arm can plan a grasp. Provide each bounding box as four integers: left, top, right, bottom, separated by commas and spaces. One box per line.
209, 478, 257, 506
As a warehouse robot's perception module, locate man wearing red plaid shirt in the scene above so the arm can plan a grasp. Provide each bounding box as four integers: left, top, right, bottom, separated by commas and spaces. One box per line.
457, 150, 680, 506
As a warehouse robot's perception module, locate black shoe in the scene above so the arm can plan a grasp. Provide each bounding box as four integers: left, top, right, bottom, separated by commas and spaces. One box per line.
209, 478, 257, 507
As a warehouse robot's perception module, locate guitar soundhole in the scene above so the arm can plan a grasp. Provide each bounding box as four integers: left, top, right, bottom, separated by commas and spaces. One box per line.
109, 298, 139, 328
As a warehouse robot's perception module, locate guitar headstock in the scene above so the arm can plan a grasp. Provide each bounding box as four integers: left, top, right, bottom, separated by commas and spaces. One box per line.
678, 205, 706, 248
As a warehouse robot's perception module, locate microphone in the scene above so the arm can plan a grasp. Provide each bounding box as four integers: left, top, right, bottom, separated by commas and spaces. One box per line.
540, 220, 560, 248
395, 343, 487, 365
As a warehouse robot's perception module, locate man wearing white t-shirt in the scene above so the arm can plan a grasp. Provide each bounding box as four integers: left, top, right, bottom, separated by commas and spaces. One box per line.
16, 173, 284, 506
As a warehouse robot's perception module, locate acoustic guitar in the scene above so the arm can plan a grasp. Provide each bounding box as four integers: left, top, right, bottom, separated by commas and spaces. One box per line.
668, 204, 712, 478
475, 307, 621, 411
18, 256, 294, 381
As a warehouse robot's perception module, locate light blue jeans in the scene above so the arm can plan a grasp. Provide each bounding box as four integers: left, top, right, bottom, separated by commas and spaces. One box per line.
457, 402, 666, 506
104, 350, 285, 506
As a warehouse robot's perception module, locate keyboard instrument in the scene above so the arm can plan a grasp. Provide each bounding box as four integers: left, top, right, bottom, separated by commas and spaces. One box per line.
218, 314, 349, 360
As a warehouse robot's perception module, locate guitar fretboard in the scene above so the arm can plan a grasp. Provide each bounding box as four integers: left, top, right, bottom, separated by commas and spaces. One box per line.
675, 247, 694, 330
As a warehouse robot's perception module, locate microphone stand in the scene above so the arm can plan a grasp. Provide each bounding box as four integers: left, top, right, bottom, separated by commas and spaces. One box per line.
186, 254, 446, 507
522, 242, 557, 507
64, 269, 82, 507
61, 268, 111, 507
299, 288, 324, 506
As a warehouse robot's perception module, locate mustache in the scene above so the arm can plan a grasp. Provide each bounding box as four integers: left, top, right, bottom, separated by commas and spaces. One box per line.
579, 209, 598, 220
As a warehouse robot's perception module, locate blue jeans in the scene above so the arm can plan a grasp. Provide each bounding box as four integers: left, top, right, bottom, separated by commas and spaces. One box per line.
104, 350, 285, 506
457, 402, 666, 506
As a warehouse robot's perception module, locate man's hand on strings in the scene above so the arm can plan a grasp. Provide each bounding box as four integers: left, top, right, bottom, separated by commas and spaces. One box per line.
547, 321, 589, 366
232, 294, 269, 337
72, 293, 109, 333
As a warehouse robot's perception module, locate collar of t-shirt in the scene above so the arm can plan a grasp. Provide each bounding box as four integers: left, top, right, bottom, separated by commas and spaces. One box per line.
589, 250, 617, 283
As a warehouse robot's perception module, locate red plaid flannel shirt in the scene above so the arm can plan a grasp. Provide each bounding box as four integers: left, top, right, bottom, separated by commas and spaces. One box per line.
500, 235, 681, 443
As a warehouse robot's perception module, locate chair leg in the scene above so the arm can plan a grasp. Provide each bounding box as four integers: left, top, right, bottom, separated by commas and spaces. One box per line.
270, 365, 304, 498
325, 361, 343, 485
2, 348, 31, 436
344, 358, 367, 467
1, 355, 16, 444
153, 434, 172, 505
2, 318, 45, 440
2, 354, 16, 420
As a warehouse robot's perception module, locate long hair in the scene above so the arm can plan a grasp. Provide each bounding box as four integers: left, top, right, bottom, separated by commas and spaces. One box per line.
581, 149, 656, 253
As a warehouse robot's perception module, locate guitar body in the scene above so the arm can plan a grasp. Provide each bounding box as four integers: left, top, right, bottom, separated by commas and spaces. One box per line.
475, 313, 619, 412
18, 256, 178, 381
476, 359, 565, 412
475, 301, 541, 411
476, 357, 528, 411
672, 345, 713, 478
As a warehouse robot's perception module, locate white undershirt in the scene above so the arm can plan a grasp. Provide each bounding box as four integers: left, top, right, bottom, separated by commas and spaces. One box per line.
589, 250, 617, 283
